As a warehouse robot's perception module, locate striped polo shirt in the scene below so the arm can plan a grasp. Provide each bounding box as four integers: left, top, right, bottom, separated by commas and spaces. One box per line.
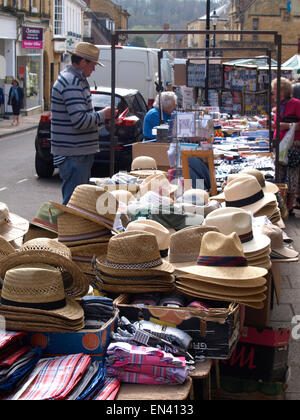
51, 65, 105, 161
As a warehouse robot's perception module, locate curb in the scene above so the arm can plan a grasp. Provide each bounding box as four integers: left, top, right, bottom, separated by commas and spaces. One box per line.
0, 124, 39, 139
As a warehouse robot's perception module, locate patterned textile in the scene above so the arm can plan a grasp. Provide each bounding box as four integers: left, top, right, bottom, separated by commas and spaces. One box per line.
93, 377, 120, 400
0, 332, 26, 350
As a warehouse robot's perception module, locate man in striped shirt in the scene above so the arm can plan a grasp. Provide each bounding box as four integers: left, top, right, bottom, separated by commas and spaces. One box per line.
51, 42, 114, 205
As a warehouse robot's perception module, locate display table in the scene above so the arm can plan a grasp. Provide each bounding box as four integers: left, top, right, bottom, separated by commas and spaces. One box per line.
116, 377, 193, 401
189, 360, 212, 400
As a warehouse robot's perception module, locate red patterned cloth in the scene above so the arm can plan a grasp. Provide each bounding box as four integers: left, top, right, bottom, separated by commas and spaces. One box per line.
93, 377, 120, 400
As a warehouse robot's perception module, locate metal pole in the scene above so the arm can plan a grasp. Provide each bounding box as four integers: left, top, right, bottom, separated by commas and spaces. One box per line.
275, 34, 282, 183
267, 51, 273, 152
205, 0, 211, 105
109, 32, 118, 177
157, 50, 164, 124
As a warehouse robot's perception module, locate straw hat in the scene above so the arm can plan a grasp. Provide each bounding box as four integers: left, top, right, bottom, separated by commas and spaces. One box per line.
262, 224, 299, 260
177, 273, 267, 288
57, 212, 112, 246
51, 185, 118, 232
131, 156, 157, 171
139, 173, 178, 198
67, 42, 104, 66
110, 190, 136, 206
30, 202, 63, 234
0, 264, 84, 332
0, 238, 90, 297
126, 220, 170, 252
70, 242, 108, 275
180, 231, 268, 280
0, 202, 29, 242
166, 226, 220, 270
96, 231, 174, 276
204, 207, 270, 254
177, 189, 209, 206
241, 168, 279, 194
0, 236, 16, 261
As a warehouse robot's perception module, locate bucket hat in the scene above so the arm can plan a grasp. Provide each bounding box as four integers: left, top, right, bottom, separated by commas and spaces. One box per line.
0, 264, 84, 332
204, 207, 270, 254
51, 185, 119, 232
67, 42, 104, 66
180, 231, 268, 281
96, 231, 174, 276
126, 220, 170, 253
139, 173, 178, 198
0, 238, 90, 297
0, 202, 29, 242
262, 224, 299, 260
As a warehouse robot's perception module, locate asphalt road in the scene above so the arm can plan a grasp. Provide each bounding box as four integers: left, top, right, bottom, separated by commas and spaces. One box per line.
0, 130, 62, 221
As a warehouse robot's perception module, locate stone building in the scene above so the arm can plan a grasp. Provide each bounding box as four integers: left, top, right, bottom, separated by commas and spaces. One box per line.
156, 23, 187, 58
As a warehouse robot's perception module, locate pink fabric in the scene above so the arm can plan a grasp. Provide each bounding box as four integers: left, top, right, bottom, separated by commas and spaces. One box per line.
93, 377, 120, 400
274, 98, 300, 141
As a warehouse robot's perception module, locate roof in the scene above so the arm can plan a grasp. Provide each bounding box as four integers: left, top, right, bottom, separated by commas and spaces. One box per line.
223, 56, 278, 69
198, 0, 230, 21
157, 33, 186, 44
282, 55, 300, 69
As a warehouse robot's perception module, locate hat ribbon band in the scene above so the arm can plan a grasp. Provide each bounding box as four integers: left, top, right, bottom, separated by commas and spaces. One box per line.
103, 258, 163, 270
133, 167, 157, 171
197, 256, 248, 267
226, 190, 264, 208
66, 204, 114, 227
0, 297, 66, 311
58, 229, 109, 242
239, 230, 254, 244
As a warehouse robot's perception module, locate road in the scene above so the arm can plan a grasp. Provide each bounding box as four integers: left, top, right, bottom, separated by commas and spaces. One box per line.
0, 130, 62, 222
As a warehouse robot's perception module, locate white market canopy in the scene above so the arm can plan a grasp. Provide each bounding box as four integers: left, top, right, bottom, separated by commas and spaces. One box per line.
282, 54, 300, 73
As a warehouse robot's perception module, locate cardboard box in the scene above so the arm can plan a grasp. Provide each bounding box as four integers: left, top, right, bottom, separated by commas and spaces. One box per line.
115, 294, 241, 360
132, 142, 171, 172
218, 326, 291, 382
26, 310, 119, 361
174, 64, 187, 87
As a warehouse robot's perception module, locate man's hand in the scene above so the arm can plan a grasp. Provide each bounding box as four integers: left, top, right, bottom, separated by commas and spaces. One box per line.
102, 107, 118, 121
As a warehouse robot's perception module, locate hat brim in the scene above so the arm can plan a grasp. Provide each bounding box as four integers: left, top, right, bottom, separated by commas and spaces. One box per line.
240, 193, 277, 215
0, 252, 90, 298
180, 264, 268, 280
94, 279, 176, 294
176, 273, 267, 288
98, 273, 175, 286
67, 50, 105, 67
241, 232, 271, 254
271, 245, 299, 259
0, 213, 29, 242
130, 170, 167, 178
50, 202, 116, 232
263, 182, 279, 194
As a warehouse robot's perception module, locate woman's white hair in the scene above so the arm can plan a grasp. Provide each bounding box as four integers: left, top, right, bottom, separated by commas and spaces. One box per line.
153, 92, 177, 111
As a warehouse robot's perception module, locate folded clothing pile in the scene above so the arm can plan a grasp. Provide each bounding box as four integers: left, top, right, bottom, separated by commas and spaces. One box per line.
0, 331, 42, 397
106, 342, 191, 385
80, 296, 115, 330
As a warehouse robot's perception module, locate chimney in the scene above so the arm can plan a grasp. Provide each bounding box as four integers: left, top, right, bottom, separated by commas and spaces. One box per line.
164, 23, 170, 30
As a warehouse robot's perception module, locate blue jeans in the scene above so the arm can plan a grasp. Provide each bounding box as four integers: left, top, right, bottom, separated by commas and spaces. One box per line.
58, 155, 95, 205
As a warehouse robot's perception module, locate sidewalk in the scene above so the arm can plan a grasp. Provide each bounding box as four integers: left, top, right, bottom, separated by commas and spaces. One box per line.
0, 112, 44, 138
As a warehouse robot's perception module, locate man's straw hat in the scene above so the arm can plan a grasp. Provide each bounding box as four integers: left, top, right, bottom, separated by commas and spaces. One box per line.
68, 42, 104, 66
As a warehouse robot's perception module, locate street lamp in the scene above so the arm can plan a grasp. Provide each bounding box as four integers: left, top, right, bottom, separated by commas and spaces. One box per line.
212, 9, 219, 57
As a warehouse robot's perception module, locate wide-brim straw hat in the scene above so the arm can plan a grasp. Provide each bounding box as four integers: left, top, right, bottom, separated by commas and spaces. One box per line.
125, 219, 170, 251
204, 207, 271, 255
241, 168, 279, 194
180, 231, 268, 280
67, 42, 104, 66
94, 277, 176, 294
70, 242, 108, 275
262, 224, 299, 259
139, 173, 178, 197
51, 185, 118, 232
0, 236, 16, 261
96, 272, 175, 286
176, 273, 267, 288
0, 238, 90, 297
0, 202, 29, 242
57, 212, 112, 246
96, 230, 174, 276
0, 264, 84, 329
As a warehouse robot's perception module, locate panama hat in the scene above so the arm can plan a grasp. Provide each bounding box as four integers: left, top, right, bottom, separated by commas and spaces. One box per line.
241, 168, 279, 194
67, 42, 104, 66
0, 238, 90, 297
96, 231, 174, 276
139, 173, 178, 198
51, 185, 119, 232
70, 242, 108, 275
0, 264, 84, 332
0, 202, 29, 242
262, 224, 299, 260
180, 231, 268, 281
126, 220, 170, 253
204, 207, 270, 255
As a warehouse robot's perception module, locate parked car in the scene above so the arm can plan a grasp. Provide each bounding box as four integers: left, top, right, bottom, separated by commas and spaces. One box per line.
34, 87, 148, 178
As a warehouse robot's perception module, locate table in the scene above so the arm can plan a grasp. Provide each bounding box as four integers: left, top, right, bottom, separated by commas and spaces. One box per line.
188, 360, 212, 400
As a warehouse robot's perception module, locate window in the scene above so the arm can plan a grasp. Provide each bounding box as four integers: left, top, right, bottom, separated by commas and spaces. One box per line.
54, 0, 64, 37
253, 18, 258, 41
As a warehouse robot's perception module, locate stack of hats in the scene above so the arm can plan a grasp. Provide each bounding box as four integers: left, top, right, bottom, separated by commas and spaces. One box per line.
204, 207, 272, 270
0, 202, 29, 244
130, 156, 166, 178
50, 184, 119, 278
0, 263, 85, 332
125, 219, 170, 258
175, 189, 221, 217
176, 231, 268, 309
261, 224, 299, 262
138, 173, 178, 200
94, 231, 175, 294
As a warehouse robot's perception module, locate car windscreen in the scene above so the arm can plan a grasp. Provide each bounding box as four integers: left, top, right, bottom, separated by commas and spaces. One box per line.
91, 93, 122, 110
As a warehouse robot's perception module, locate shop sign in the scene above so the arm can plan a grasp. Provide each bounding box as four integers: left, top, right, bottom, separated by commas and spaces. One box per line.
22, 27, 43, 49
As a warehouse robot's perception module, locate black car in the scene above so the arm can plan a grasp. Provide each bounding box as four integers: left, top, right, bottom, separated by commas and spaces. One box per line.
34, 87, 148, 178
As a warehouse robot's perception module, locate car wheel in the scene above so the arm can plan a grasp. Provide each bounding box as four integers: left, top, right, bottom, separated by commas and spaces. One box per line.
35, 153, 55, 178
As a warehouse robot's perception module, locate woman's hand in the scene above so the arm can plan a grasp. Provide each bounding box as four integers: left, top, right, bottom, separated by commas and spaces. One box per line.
280, 122, 292, 131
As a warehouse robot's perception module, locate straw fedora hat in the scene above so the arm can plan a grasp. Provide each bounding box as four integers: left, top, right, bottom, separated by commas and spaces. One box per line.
262, 224, 299, 260
204, 207, 270, 254
0, 202, 29, 242
0, 238, 90, 297
180, 231, 268, 280
139, 173, 178, 198
0, 264, 84, 331
241, 168, 279, 194
70, 242, 108, 275
57, 212, 112, 246
126, 220, 170, 252
51, 185, 119, 232
67, 42, 104, 66
131, 156, 157, 171
96, 231, 174, 276
166, 226, 220, 270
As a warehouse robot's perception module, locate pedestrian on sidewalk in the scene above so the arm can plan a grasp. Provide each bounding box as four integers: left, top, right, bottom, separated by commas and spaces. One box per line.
51, 42, 116, 205
8, 78, 24, 126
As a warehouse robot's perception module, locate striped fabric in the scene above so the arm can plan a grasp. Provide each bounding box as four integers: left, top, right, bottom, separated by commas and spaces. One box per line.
197, 256, 248, 267
0, 332, 26, 350
50, 65, 105, 157
93, 377, 120, 400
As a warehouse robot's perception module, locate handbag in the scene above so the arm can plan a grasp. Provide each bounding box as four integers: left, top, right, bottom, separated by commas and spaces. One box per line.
279, 123, 296, 166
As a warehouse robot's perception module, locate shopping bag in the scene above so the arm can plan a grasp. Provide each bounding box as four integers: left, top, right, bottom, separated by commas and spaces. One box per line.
279, 123, 296, 166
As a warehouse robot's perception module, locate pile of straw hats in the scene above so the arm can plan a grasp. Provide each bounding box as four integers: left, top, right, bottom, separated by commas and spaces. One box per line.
261, 223, 299, 261
130, 156, 166, 178
138, 173, 178, 199
94, 231, 175, 294
175, 189, 221, 217
0, 264, 84, 332
204, 207, 272, 270
176, 231, 268, 309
